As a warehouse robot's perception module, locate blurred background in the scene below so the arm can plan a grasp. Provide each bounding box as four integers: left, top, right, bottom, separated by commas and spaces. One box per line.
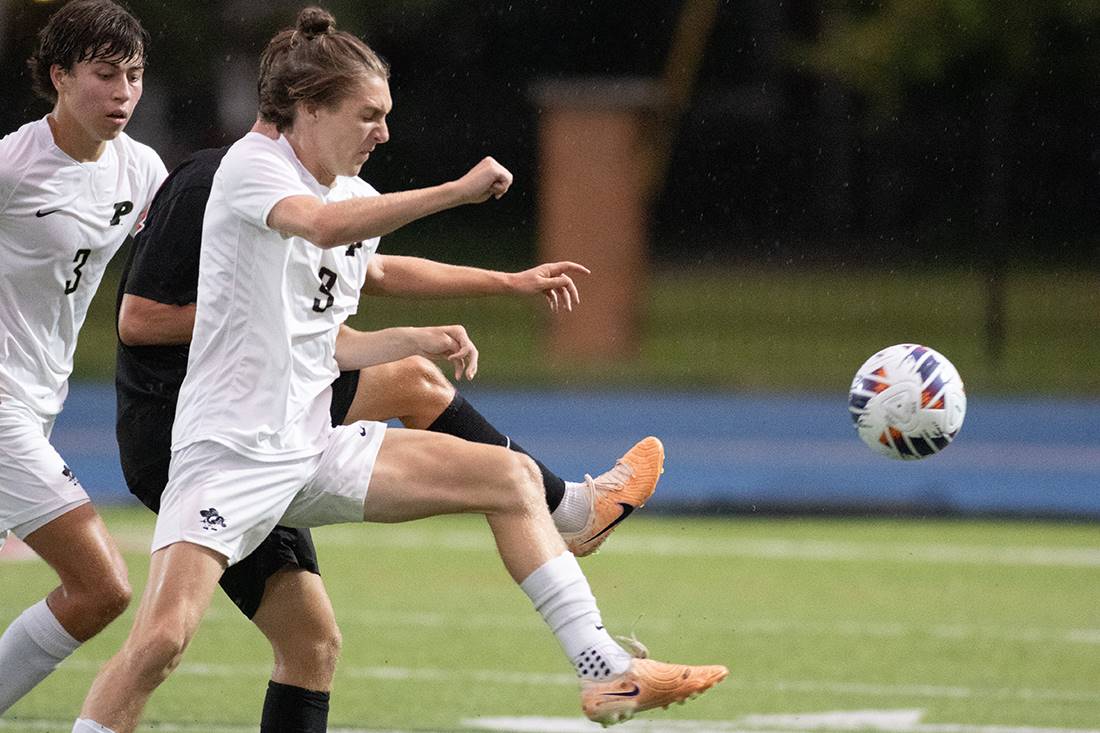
1, 0, 1098, 516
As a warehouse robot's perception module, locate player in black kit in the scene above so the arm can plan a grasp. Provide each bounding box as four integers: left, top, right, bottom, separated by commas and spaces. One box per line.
113, 134, 664, 732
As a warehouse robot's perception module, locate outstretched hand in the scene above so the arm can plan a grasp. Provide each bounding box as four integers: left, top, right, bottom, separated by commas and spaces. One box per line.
454, 157, 513, 204
510, 261, 591, 312
414, 324, 479, 381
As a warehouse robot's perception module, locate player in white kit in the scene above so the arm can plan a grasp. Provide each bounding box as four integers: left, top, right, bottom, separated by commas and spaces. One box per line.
0, 0, 167, 717
72, 8, 726, 732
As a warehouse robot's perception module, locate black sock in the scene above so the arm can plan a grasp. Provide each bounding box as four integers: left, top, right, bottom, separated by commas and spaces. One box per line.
427, 392, 567, 511
260, 680, 330, 733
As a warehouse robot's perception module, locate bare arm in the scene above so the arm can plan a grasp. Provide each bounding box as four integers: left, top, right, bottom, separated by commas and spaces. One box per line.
363, 255, 591, 312
118, 294, 196, 346
267, 157, 512, 249
334, 323, 478, 381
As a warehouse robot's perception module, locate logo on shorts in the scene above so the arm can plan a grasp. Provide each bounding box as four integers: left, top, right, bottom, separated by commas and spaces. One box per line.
200, 507, 227, 531
61, 465, 82, 487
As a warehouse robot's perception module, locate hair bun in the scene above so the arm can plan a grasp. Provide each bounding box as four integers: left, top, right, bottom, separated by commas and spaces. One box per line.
296, 7, 335, 38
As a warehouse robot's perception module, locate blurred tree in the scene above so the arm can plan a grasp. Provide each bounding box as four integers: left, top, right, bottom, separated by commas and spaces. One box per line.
793, 0, 1100, 363
798, 0, 1100, 112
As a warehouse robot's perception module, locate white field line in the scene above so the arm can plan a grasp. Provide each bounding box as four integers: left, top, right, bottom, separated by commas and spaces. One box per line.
94, 522, 1100, 569
4, 712, 1097, 733
54, 659, 1100, 705
465, 711, 1100, 733
302, 526, 1100, 569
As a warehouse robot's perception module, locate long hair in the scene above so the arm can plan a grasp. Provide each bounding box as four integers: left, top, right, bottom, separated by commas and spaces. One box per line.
258, 6, 390, 132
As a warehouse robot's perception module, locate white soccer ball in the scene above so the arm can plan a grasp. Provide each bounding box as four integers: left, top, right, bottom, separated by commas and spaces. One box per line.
848, 344, 966, 460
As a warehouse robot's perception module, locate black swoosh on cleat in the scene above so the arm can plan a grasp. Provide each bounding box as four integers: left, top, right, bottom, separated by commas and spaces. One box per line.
584, 503, 635, 543
604, 684, 641, 697
35, 209, 61, 217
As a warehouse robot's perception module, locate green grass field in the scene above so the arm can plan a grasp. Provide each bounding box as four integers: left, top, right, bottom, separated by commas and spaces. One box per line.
74, 265, 1100, 395
2, 507, 1098, 732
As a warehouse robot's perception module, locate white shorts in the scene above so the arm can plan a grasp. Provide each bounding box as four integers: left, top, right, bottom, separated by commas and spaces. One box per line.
0, 397, 90, 545
153, 420, 387, 566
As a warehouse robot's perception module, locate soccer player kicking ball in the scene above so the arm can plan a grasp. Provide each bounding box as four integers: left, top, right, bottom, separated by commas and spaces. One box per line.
72, 8, 727, 732
0, 0, 167, 717
112, 26, 664, 733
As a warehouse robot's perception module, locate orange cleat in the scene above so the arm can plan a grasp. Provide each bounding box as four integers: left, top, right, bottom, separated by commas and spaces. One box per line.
581, 657, 729, 726
562, 437, 664, 557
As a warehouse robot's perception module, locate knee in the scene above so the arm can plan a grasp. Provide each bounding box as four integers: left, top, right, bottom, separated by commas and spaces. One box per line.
395, 356, 455, 428
96, 573, 133, 623
126, 625, 191, 685
272, 623, 342, 681
500, 451, 544, 514
63, 565, 132, 632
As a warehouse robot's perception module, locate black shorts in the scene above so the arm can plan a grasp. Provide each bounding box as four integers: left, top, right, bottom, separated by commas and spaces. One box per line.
113, 370, 363, 619
329, 369, 359, 425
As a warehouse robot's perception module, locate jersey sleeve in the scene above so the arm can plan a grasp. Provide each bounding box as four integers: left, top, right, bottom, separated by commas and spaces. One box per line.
141, 156, 169, 218
124, 184, 210, 305
218, 139, 315, 233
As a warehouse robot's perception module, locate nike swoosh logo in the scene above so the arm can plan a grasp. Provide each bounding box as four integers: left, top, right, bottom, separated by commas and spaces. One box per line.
35, 209, 61, 217
359, 426, 367, 436
604, 684, 641, 698
584, 503, 635, 543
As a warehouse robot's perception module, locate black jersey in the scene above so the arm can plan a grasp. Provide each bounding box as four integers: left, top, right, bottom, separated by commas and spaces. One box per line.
112, 145, 350, 619
114, 146, 359, 430
114, 146, 228, 408
115, 146, 358, 513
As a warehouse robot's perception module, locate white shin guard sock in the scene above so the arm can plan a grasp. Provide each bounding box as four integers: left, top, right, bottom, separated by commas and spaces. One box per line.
0, 599, 81, 714
520, 551, 631, 680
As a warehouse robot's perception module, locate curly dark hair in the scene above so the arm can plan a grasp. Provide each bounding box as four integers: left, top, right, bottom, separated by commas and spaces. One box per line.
258, 6, 390, 132
26, 0, 149, 104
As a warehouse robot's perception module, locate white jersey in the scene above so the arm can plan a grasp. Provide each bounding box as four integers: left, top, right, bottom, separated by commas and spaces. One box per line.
0, 117, 166, 416
172, 132, 378, 461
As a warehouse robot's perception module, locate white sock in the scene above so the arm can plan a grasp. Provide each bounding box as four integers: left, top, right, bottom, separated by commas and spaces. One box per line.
520, 551, 631, 680
73, 719, 118, 733
0, 599, 81, 714
551, 481, 591, 534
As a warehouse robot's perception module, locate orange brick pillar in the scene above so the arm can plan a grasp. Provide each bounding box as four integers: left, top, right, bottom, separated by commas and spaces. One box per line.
532, 78, 664, 364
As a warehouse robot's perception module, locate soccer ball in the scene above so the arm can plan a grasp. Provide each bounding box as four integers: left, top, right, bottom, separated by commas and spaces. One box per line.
848, 344, 966, 460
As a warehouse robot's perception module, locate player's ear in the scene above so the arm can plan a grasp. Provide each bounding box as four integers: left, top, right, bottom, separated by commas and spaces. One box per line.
49, 64, 69, 95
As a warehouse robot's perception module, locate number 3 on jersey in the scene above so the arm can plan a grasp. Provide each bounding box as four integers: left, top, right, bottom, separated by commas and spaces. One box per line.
64, 248, 91, 294
313, 266, 337, 313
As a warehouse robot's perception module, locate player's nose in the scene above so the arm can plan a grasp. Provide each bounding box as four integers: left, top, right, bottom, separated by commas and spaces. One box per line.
112, 79, 134, 102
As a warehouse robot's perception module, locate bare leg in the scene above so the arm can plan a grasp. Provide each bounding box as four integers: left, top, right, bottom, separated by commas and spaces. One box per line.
343, 357, 570, 518
77, 542, 225, 733
22, 504, 131, 641
343, 356, 453, 428
251, 568, 341, 691
363, 429, 565, 583
360, 429, 645, 704
0, 505, 131, 713
359, 430, 729, 727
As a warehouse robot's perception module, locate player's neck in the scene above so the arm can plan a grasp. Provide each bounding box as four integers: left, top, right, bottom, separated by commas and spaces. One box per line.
283, 130, 335, 188
47, 110, 107, 163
